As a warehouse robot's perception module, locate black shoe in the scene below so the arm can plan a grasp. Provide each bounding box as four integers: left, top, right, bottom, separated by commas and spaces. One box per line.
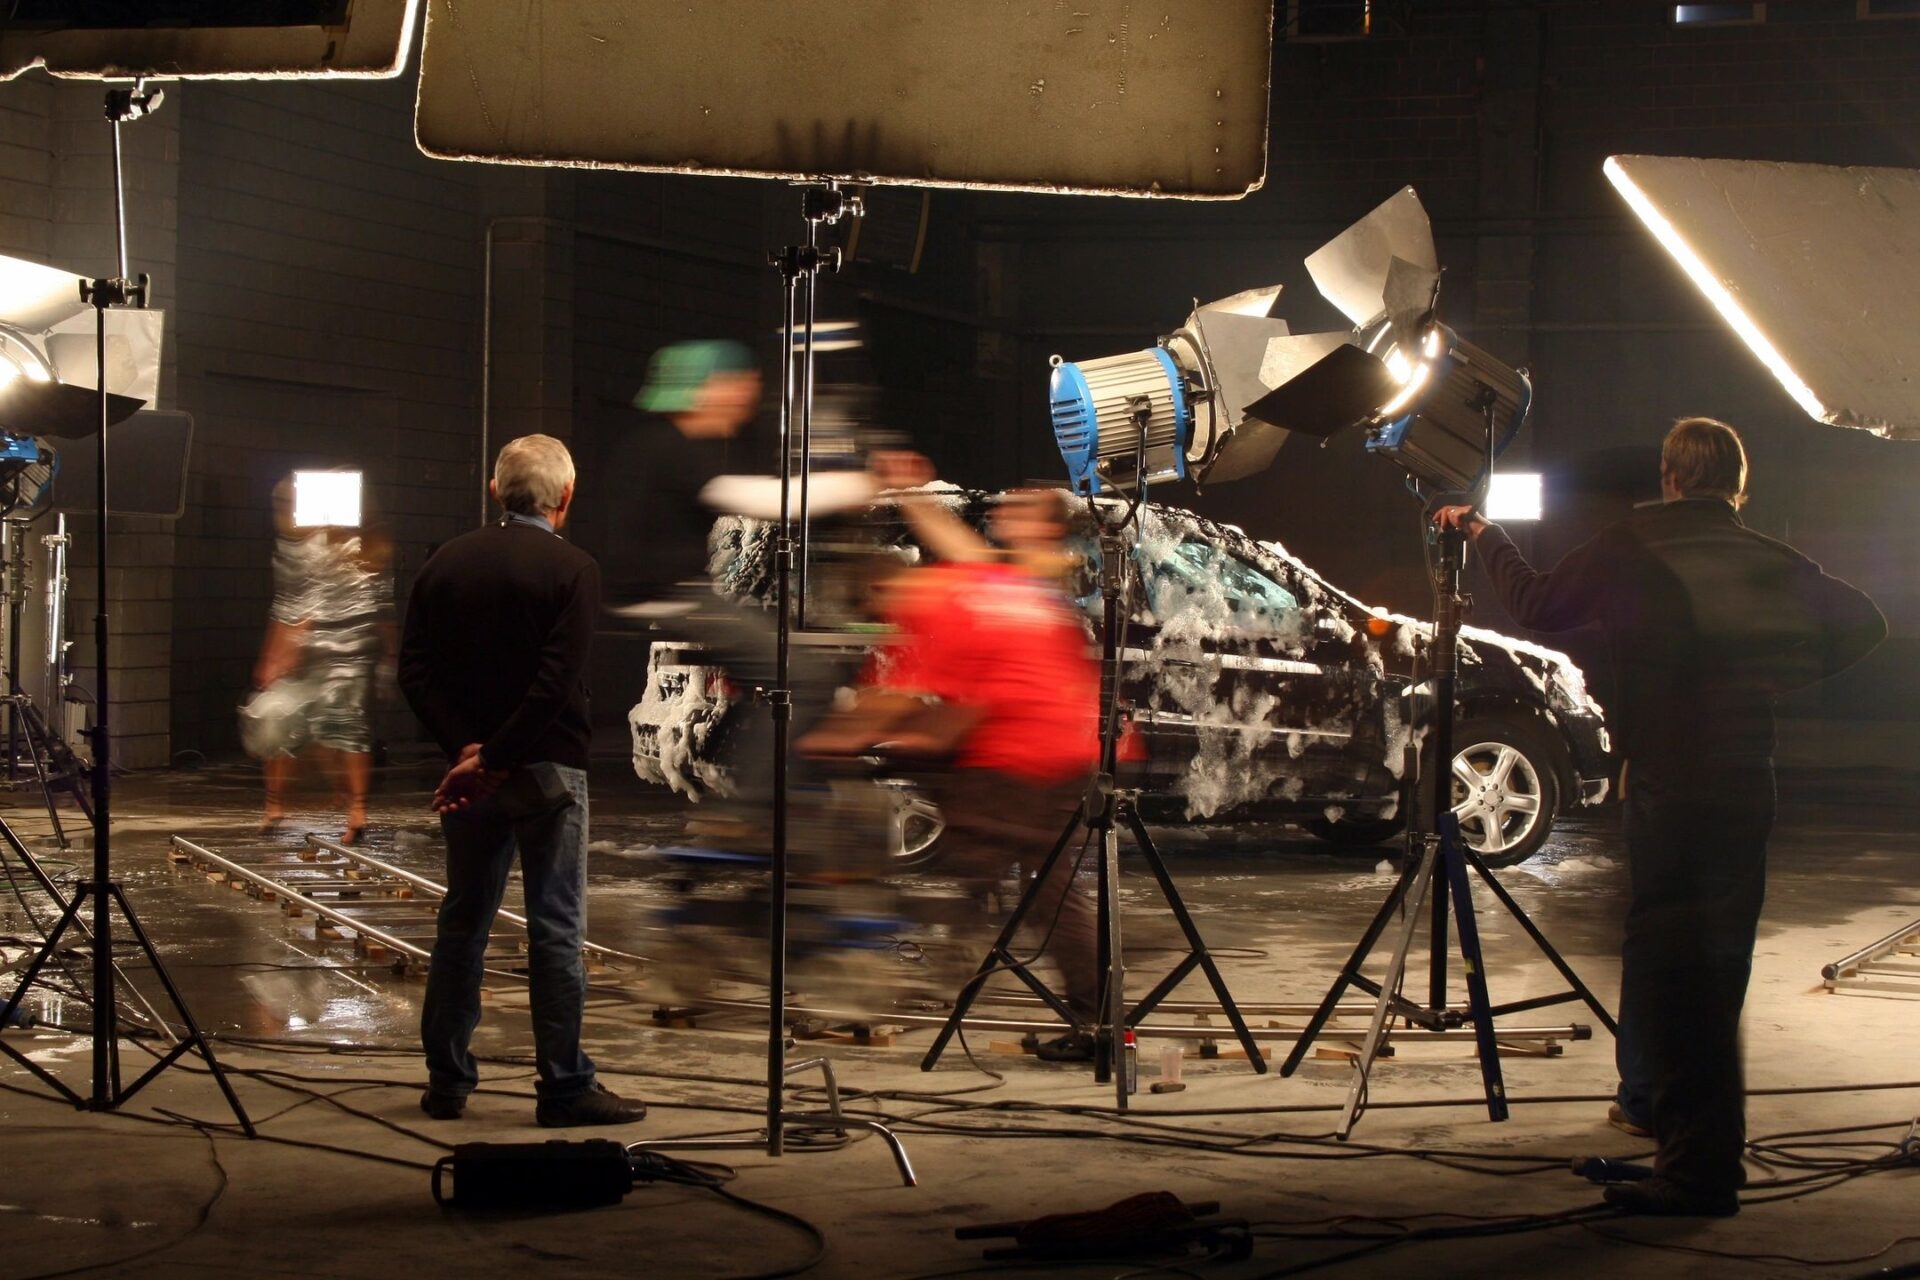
419, 1089, 466, 1121
1033, 1031, 1097, 1063
535, 1082, 647, 1128
1604, 1177, 1739, 1217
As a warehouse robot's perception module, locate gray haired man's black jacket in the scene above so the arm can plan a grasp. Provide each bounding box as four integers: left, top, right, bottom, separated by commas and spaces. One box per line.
399, 519, 600, 771
1474, 498, 1885, 776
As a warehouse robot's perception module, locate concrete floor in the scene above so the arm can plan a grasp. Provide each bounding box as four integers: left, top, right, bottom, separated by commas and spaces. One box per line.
3, 757, 1917, 1278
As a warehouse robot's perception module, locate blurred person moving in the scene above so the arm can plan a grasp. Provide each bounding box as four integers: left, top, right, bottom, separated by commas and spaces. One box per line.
250, 475, 395, 844
604, 338, 871, 819
805, 451, 1103, 1061
400, 434, 645, 1128
602, 339, 765, 619
1436, 418, 1885, 1216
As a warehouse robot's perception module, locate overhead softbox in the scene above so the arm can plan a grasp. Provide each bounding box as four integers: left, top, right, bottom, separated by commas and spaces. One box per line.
1606, 154, 1920, 441
415, 0, 1274, 197
0, 0, 422, 81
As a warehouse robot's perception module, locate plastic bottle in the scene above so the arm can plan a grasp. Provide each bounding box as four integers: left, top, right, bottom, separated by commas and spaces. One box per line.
1122, 1029, 1139, 1095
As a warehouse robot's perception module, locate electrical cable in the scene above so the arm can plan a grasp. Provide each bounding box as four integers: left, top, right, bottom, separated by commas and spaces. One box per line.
11, 1020, 1911, 1278
629, 1150, 831, 1280
0, 1124, 228, 1280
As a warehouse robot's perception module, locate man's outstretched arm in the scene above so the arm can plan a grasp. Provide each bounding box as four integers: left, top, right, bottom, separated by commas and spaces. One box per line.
1434, 505, 1611, 634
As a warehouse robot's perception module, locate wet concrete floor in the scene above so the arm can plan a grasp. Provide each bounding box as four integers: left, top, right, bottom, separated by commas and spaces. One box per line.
3, 756, 1917, 1278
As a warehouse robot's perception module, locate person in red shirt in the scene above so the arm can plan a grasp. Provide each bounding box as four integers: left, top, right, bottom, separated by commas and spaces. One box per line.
804, 452, 1102, 1060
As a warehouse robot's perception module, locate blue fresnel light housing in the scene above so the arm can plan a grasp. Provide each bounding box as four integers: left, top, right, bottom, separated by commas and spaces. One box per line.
1048, 186, 1533, 502
1048, 345, 1191, 494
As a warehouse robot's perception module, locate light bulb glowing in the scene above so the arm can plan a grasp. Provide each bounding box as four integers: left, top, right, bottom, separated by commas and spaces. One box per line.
0, 353, 51, 387
1376, 360, 1432, 419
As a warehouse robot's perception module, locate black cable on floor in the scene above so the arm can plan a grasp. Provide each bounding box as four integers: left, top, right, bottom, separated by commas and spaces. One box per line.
0, 1120, 228, 1280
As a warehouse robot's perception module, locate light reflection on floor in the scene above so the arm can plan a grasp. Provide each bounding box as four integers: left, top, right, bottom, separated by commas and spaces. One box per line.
4, 758, 1916, 1052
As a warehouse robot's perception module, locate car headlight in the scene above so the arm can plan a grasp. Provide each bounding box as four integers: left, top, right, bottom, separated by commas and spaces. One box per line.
1546, 666, 1592, 719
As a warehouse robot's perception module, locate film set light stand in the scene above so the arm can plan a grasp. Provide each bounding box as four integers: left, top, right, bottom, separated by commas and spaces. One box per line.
0, 82, 254, 1136
1027, 186, 1618, 1132
918, 403, 1269, 1105
1276, 332, 1616, 1140
758, 182, 914, 1176
620, 182, 917, 1184
0, 453, 90, 847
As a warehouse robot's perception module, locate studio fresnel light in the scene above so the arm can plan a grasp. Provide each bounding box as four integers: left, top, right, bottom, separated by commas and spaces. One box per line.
1048, 186, 1533, 502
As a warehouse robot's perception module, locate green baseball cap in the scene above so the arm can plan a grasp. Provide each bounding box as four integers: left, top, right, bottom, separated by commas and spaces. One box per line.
634, 339, 758, 413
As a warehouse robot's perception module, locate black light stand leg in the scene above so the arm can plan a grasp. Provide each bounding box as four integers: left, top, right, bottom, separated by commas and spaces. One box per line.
1438, 813, 1507, 1121
105, 885, 253, 1132
1468, 850, 1619, 1035
1276, 855, 1422, 1077
919, 521, 1264, 1104
1120, 806, 1266, 1071
1286, 517, 1609, 1135
5, 695, 74, 848
0, 887, 89, 1102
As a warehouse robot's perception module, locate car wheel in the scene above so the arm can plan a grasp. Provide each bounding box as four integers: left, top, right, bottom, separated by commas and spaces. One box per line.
1445, 716, 1560, 868
875, 777, 947, 869
1305, 814, 1407, 848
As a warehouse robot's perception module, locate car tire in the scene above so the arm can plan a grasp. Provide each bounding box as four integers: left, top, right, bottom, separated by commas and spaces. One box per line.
875, 777, 948, 870
1441, 715, 1561, 868
1305, 814, 1407, 848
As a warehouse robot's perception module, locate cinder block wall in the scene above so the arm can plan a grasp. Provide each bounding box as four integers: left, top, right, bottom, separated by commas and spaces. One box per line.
166, 77, 491, 759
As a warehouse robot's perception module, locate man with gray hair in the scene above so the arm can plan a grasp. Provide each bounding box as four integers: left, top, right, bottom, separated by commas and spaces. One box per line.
400, 433, 645, 1128
1436, 418, 1883, 1215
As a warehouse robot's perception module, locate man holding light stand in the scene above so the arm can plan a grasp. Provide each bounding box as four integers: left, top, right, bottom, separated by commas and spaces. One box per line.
1437, 418, 1885, 1216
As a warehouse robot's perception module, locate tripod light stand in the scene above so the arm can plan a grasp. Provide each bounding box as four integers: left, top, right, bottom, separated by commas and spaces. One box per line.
1280, 459, 1615, 1142
0, 82, 253, 1137
919, 424, 1268, 1109
633, 182, 913, 1186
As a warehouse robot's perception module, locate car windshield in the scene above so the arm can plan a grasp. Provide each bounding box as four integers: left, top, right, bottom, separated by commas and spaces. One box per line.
1142, 538, 1301, 637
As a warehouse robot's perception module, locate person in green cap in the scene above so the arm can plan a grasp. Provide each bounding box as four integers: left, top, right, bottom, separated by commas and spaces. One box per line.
603, 338, 765, 614
605, 338, 873, 825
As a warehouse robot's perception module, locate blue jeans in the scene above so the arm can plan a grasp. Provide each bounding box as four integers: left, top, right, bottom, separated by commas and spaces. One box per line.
421, 764, 596, 1101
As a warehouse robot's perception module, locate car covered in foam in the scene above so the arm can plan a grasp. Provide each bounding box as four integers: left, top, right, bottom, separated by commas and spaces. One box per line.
631, 492, 1612, 867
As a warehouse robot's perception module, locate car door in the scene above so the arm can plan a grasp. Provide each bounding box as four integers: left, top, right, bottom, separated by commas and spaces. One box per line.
1126, 529, 1362, 818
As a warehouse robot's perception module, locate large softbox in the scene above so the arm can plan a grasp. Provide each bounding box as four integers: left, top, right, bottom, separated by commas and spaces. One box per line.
0, 1, 422, 81
415, 0, 1274, 197
1606, 154, 1920, 441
